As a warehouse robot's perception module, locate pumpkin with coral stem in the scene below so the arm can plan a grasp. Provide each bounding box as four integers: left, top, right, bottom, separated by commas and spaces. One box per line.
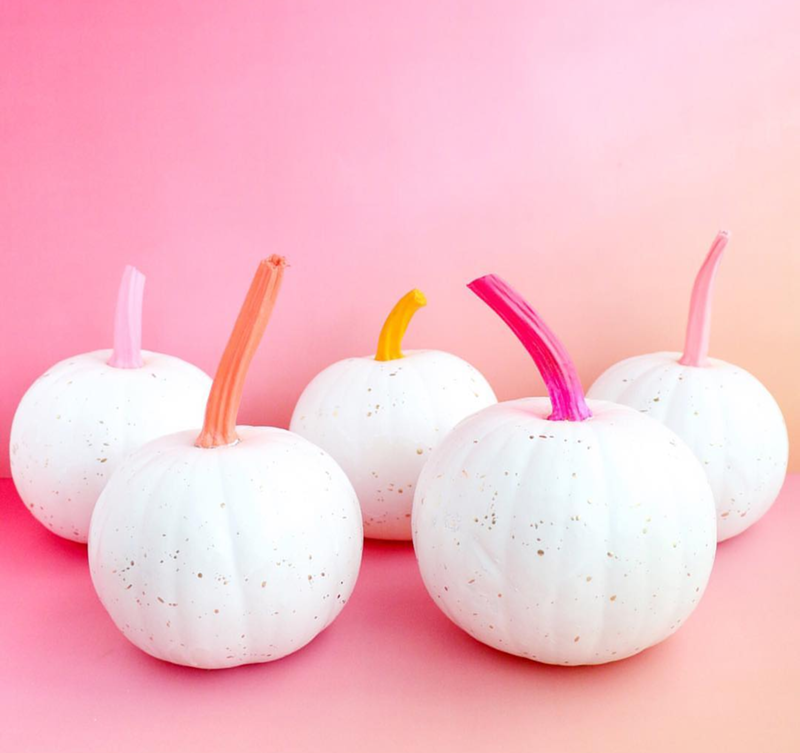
10, 266, 212, 543
89, 257, 363, 669
412, 274, 716, 666
587, 232, 788, 541
290, 289, 496, 540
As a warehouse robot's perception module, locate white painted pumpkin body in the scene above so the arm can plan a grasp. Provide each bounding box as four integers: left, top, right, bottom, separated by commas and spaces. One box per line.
587, 352, 788, 541
10, 350, 212, 543
290, 349, 496, 540
89, 426, 363, 669
412, 398, 716, 665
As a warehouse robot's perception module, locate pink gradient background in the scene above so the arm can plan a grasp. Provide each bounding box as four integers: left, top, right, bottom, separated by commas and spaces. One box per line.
2, 3, 800, 751
2, 1, 800, 478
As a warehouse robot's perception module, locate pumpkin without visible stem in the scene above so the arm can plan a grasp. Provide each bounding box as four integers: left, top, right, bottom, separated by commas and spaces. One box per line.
587, 232, 788, 541
89, 257, 363, 669
10, 266, 212, 543
290, 289, 496, 540
412, 274, 716, 665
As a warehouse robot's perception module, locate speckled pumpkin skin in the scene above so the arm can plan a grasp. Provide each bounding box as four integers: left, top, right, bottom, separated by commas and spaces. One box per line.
10, 350, 212, 543
290, 350, 497, 540
89, 426, 363, 669
587, 352, 789, 542
412, 398, 716, 666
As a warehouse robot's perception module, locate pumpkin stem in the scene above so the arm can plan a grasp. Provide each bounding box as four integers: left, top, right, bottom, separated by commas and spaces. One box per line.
195, 256, 287, 448
679, 231, 729, 367
108, 265, 145, 369
375, 289, 427, 361
468, 274, 591, 422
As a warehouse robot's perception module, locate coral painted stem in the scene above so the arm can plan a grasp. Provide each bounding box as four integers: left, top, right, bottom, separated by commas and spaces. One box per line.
375, 289, 427, 361
196, 256, 287, 448
108, 265, 145, 369
468, 274, 591, 422
679, 231, 729, 367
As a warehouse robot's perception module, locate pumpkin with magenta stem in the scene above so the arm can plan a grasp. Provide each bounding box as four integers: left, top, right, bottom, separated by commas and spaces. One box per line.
412, 274, 716, 666
89, 257, 362, 669
10, 266, 212, 543
290, 289, 496, 540
587, 232, 788, 541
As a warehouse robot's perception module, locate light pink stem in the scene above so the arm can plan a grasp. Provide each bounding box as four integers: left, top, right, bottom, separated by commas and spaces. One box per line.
108, 265, 145, 369
468, 274, 591, 422
679, 231, 729, 367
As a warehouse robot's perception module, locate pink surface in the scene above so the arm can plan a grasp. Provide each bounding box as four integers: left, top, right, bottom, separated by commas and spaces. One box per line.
3, 1, 800, 477
1, 476, 799, 753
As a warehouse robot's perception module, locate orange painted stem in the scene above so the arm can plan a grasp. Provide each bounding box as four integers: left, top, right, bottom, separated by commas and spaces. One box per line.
195, 256, 287, 448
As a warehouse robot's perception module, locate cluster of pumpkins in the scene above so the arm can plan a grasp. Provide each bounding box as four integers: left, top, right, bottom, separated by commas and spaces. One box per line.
10, 233, 788, 669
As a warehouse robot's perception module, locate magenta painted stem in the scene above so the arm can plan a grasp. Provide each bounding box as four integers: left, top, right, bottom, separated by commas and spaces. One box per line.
108, 265, 145, 369
679, 231, 729, 367
468, 274, 591, 422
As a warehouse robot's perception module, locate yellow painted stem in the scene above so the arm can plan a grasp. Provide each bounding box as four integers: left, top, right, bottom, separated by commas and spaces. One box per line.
375, 289, 427, 361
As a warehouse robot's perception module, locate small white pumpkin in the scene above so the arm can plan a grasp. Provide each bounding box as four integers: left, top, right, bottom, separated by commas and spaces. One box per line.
89, 257, 363, 669
587, 232, 788, 541
290, 289, 496, 540
412, 274, 716, 666
10, 266, 212, 543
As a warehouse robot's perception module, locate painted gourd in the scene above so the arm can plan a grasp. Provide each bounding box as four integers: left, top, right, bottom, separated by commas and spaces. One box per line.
587, 232, 788, 541
89, 257, 363, 669
412, 274, 716, 666
10, 266, 212, 543
290, 289, 497, 540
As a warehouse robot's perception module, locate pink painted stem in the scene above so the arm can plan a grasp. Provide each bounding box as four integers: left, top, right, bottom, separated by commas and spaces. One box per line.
108, 265, 145, 369
679, 231, 729, 367
468, 274, 591, 422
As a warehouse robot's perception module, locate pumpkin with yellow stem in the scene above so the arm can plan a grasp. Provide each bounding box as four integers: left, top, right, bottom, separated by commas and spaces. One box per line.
89, 257, 362, 669
290, 289, 496, 540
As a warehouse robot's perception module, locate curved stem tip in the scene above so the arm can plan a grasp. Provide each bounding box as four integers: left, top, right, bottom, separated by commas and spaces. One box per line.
375, 289, 427, 361
195, 256, 287, 448
679, 231, 729, 367
468, 274, 591, 422
108, 265, 145, 369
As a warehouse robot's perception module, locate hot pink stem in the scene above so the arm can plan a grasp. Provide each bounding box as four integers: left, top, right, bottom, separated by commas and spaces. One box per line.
679, 231, 729, 367
468, 274, 591, 422
108, 265, 145, 369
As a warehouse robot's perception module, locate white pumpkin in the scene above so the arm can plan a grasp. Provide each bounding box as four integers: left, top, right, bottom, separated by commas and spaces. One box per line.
587, 232, 788, 541
291, 289, 496, 540
412, 274, 717, 666
10, 267, 211, 543
89, 257, 363, 669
